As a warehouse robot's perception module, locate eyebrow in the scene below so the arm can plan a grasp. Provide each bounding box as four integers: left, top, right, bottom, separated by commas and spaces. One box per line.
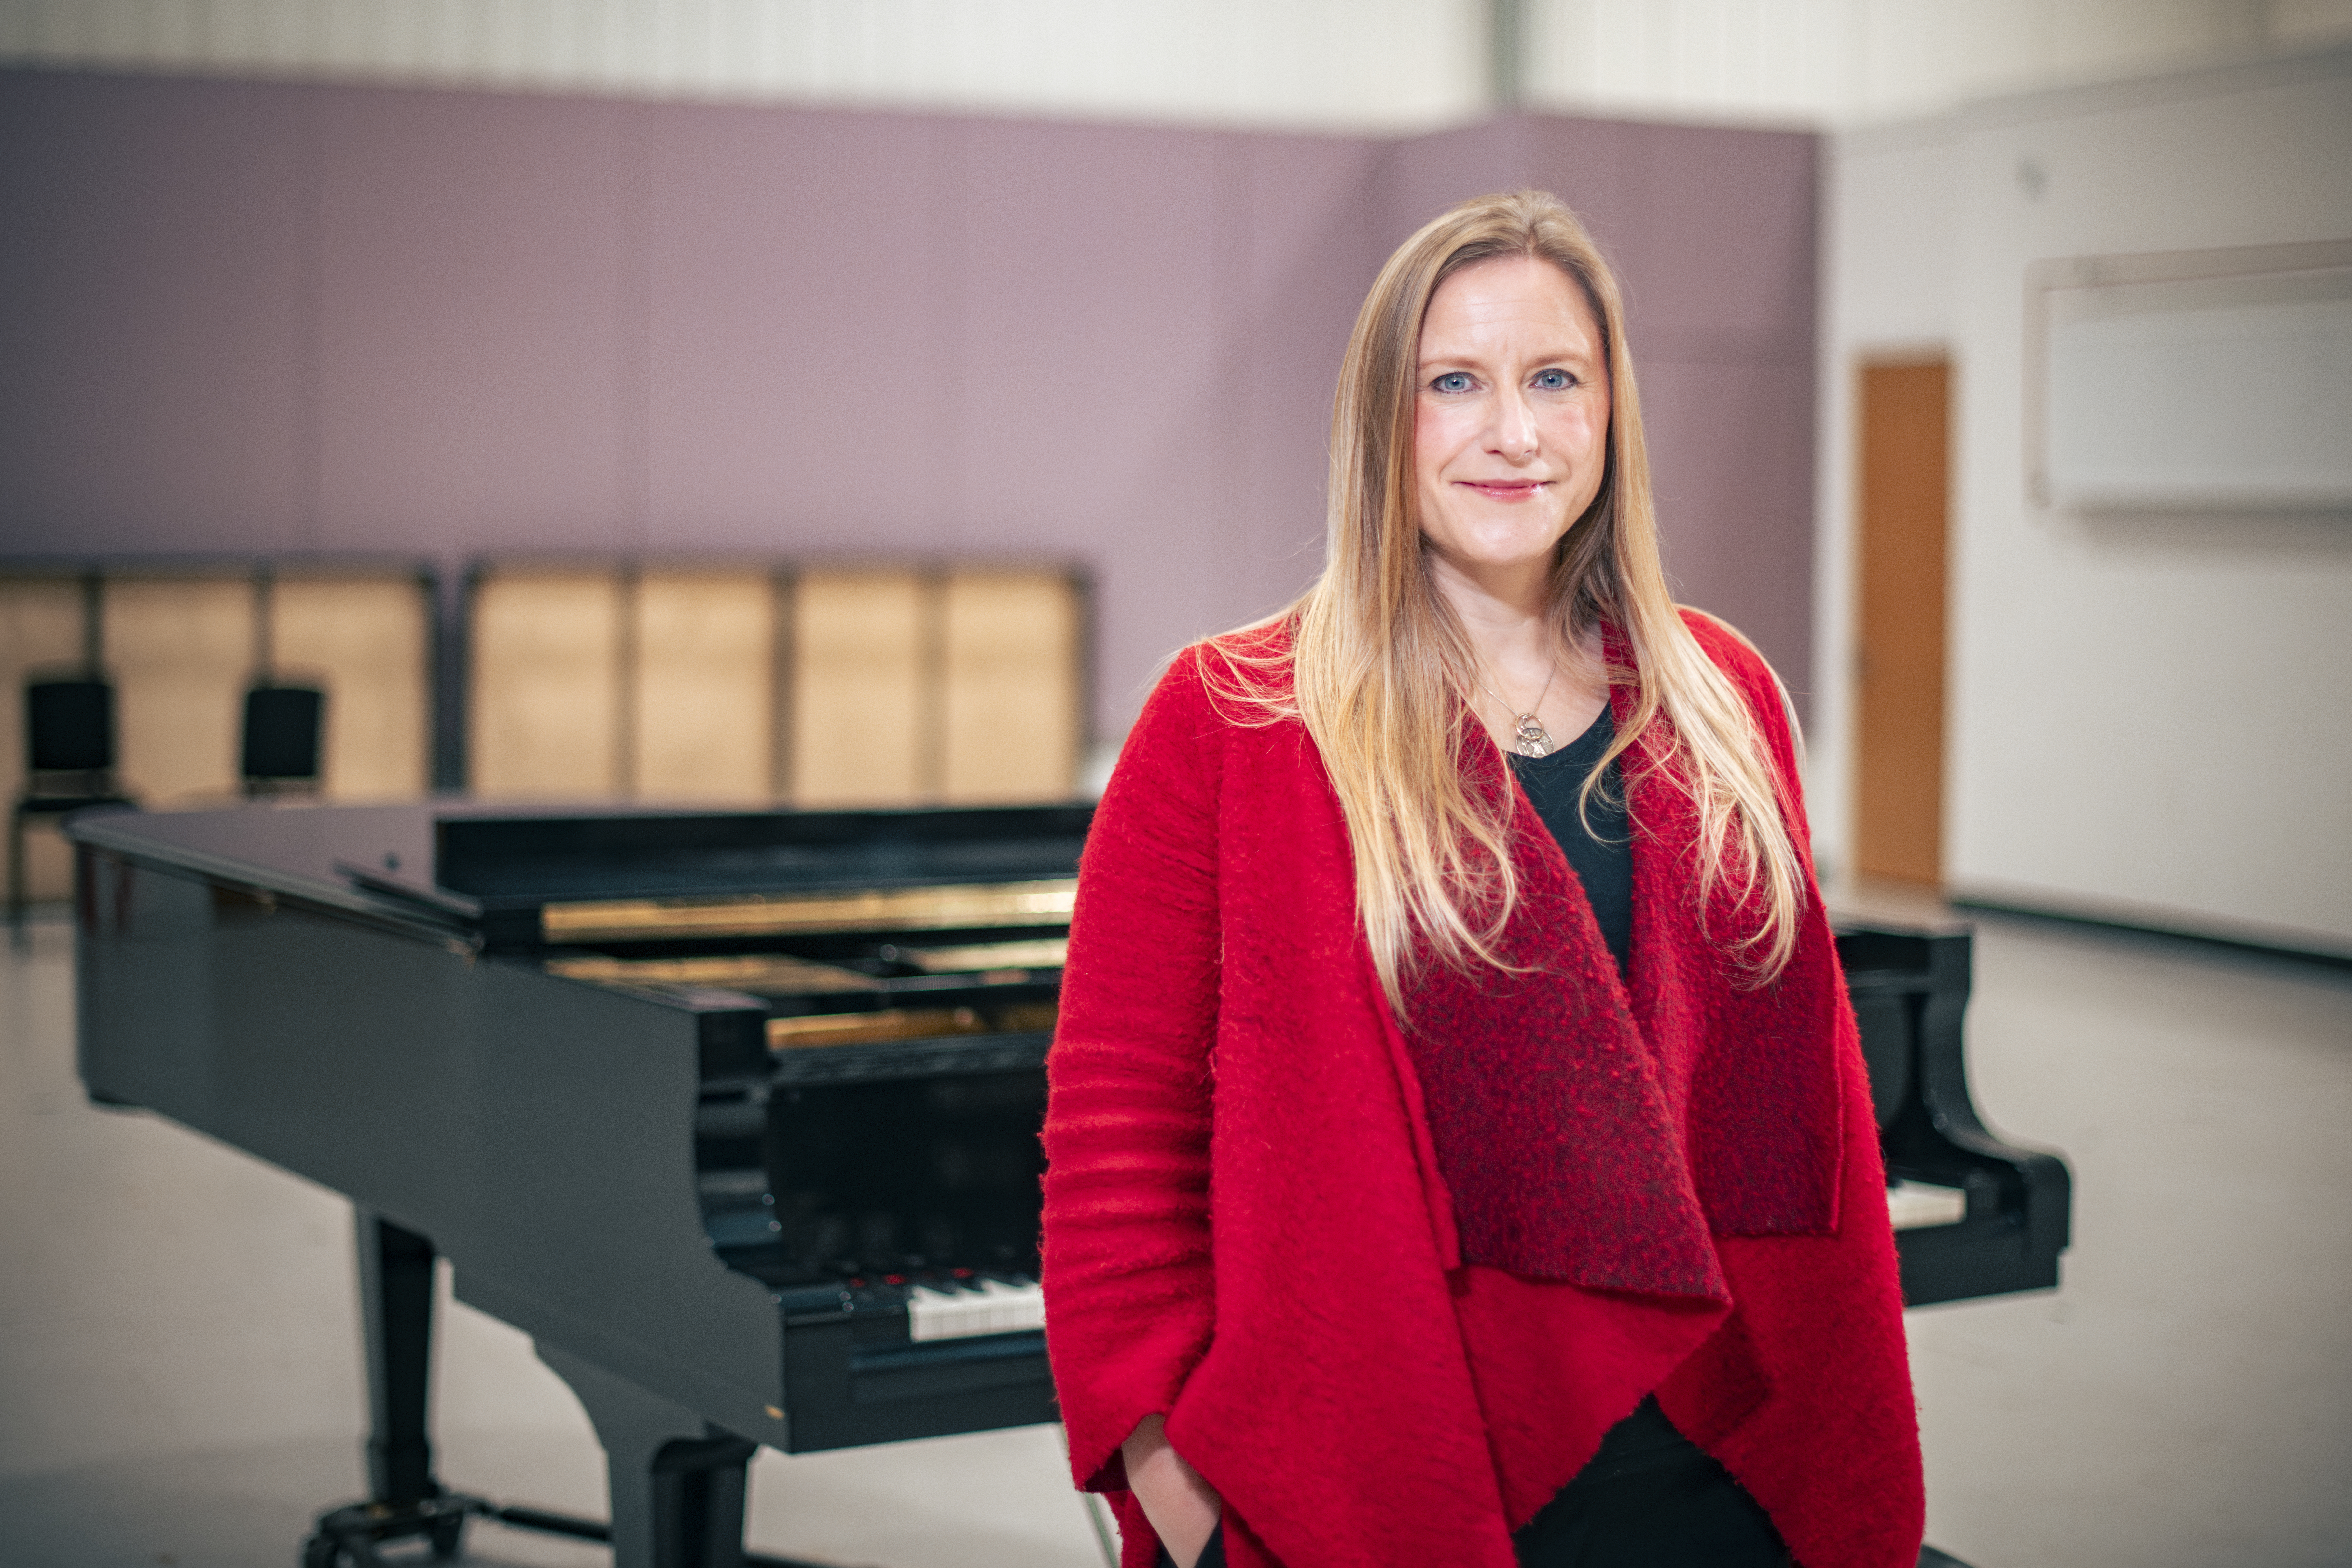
1415, 344, 1598, 370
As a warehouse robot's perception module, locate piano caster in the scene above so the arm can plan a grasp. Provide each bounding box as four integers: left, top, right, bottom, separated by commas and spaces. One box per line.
301, 1493, 483, 1567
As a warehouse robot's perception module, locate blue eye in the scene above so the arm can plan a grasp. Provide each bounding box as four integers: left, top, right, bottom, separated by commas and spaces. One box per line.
1533, 369, 1575, 391
1431, 372, 1474, 394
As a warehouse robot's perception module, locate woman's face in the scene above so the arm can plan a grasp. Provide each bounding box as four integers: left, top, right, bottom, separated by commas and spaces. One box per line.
1412, 255, 1612, 583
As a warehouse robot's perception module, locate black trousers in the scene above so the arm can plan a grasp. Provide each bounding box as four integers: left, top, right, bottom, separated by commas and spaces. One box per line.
1153, 1397, 1782, 1568
1513, 1396, 1790, 1567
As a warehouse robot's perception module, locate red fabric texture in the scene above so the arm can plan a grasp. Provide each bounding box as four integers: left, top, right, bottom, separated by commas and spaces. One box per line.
1041, 612, 1923, 1568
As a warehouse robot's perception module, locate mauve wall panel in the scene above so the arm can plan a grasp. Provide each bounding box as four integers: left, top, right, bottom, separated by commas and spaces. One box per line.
1618, 126, 1817, 702
0, 69, 1821, 732
314, 88, 632, 554
1389, 118, 1534, 233
1237, 132, 1388, 622
644, 105, 946, 548
955, 118, 1230, 716
0, 74, 308, 549
1389, 116, 1628, 248
1524, 118, 1630, 251
1614, 124, 1816, 364
1639, 361, 1814, 686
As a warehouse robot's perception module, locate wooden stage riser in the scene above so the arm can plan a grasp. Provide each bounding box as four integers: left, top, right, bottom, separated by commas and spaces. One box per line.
466, 566, 1084, 808
2, 563, 1086, 899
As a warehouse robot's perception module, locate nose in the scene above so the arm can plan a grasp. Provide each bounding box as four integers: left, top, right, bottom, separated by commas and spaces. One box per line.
1491, 386, 1539, 463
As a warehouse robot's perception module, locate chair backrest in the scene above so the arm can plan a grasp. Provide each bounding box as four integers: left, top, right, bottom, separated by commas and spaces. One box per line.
242, 686, 326, 783
26, 680, 116, 774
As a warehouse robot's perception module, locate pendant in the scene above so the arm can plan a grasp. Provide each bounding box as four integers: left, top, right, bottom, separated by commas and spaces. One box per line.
1513, 714, 1553, 758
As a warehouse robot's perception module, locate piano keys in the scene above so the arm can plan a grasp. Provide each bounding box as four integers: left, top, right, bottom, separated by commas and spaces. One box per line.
67, 801, 2068, 1568
1887, 1179, 1971, 1231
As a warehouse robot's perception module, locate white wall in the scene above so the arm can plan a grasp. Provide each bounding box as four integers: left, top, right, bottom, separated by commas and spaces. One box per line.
1937, 47, 2352, 953
1812, 115, 1960, 881
1523, 0, 2352, 127
8, 0, 2352, 132
0, 0, 1489, 131
1821, 47, 2352, 957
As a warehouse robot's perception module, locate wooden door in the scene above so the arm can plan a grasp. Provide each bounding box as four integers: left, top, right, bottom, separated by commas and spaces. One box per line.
1856, 361, 1949, 885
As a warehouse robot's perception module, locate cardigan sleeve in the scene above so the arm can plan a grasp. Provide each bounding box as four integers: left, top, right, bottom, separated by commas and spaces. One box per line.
1042, 649, 1227, 1494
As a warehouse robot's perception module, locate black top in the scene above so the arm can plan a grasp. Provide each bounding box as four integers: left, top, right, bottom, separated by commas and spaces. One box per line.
1509, 705, 1632, 978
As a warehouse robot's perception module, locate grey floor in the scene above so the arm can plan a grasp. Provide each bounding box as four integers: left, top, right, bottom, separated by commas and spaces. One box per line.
4, 900, 2349, 1568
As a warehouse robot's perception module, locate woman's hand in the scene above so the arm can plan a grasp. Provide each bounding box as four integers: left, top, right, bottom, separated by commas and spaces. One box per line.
1122, 1413, 1222, 1567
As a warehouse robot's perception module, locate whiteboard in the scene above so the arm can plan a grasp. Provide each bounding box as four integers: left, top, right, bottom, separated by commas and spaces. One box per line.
2038, 263, 2352, 511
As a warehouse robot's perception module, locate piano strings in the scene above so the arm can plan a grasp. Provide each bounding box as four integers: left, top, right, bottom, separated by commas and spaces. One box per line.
546, 953, 883, 993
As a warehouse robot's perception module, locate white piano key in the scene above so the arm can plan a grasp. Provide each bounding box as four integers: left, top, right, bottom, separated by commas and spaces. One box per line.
905, 1285, 960, 1341
907, 1277, 1046, 1341
1888, 1179, 1969, 1231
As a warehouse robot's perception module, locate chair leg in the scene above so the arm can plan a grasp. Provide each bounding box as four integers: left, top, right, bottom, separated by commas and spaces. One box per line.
8, 808, 25, 947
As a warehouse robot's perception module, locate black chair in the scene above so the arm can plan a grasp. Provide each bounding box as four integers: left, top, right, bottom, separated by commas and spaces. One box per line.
10, 678, 136, 937
242, 685, 326, 798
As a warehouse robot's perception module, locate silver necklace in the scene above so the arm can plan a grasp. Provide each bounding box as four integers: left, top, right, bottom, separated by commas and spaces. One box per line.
1478, 659, 1561, 758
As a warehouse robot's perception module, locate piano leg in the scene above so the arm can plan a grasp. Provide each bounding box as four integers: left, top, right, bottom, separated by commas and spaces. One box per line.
303, 1213, 479, 1566
536, 1340, 760, 1568
357, 1211, 441, 1508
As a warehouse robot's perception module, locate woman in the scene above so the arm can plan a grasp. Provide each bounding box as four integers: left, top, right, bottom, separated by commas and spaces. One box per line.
1041, 190, 1923, 1568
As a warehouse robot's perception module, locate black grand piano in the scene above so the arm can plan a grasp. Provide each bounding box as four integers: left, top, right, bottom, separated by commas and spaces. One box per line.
68, 803, 2069, 1568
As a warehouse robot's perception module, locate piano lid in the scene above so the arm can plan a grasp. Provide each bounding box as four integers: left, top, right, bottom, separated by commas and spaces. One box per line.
435, 807, 1092, 898
432, 806, 1092, 949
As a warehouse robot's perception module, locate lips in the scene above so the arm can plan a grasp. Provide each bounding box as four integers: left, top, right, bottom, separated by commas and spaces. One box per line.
1458, 480, 1549, 500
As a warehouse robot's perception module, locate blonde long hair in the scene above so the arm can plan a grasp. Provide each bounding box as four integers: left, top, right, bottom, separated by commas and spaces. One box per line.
1206, 189, 1805, 1010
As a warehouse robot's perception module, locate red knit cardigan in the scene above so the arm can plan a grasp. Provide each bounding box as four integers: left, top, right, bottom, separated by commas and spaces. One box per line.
1041, 612, 1923, 1568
